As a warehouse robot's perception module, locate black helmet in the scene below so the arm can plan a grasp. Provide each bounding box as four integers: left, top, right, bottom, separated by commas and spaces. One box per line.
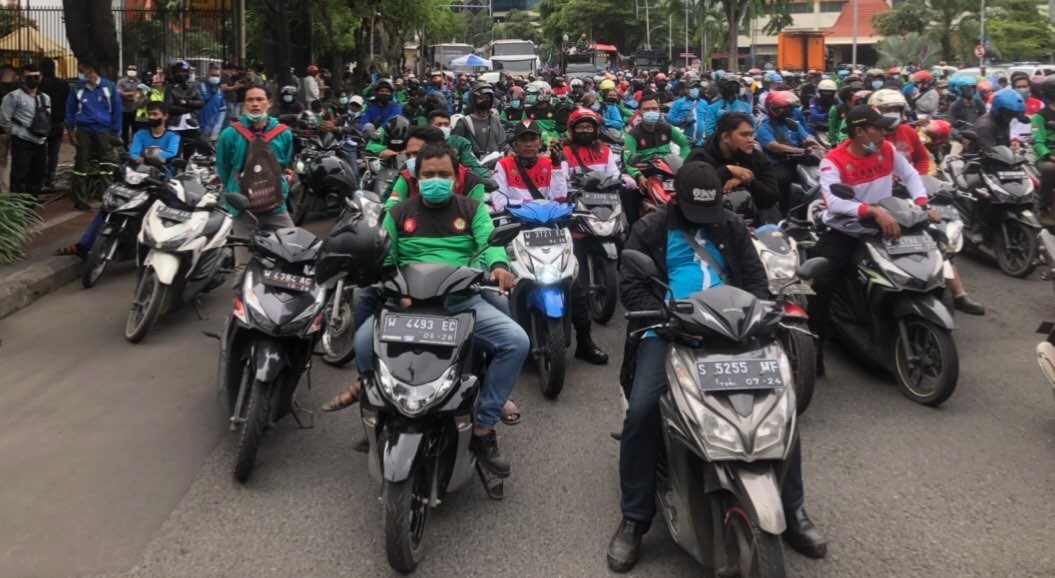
472, 82, 495, 97
376, 78, 395, 92
315, 215, 391, 288
1042, 76, 1055, 101
723, 188, 757, 224
310, 156, 357, 197
169, 60, 190, 73
383, 116, 411, 152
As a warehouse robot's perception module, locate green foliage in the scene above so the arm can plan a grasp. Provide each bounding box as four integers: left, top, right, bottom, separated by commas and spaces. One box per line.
0, 6, 38, 38
872, 3, 936, 37
876, 32, 942, 69
493, 10, 543, 48
461, 11, 494, 49
987, 0, 1055, 62
539, 0, 643, 57
0, 193, 41, 265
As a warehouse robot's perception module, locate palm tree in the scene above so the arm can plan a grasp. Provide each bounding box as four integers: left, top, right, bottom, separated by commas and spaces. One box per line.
875, 32, 942, 69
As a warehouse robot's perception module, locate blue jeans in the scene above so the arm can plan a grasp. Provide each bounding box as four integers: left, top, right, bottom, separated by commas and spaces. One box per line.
619, 337, 806, 522
353, 286, 380, 332
354, 295, 529, 430
79, 212, 105, 249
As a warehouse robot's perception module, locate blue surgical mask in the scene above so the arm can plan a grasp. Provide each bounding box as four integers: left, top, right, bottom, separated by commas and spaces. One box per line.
208, 76, 221, 85
405, 157, 416, 174
510, 100, 522, 110
689, 88, 700, 99
1017, 87, 1031, 98
283, 95, 294, 103
78, 73, 86, 81
440, 127, 451, 139
246, 111, 269, 122
590, 103, 601, 112
525, 94, 538, 105
871, 80, 883, 90
420, 177, 455, 204
862, 141, 879, 155
339, 97, 349, 105
643, 111, 661, 125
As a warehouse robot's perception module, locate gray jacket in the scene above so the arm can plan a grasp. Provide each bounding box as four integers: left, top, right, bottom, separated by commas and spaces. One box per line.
0, 88, 50, 145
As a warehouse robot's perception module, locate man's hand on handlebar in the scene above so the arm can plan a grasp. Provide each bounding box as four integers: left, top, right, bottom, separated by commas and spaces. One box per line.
490, 268, 516, 294
380, 149, 398, 160
869, 205, 901, 240
636, 175, 649, 190
726, 165, 754, 184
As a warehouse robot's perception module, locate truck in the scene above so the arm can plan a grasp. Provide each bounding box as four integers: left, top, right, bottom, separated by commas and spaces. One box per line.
489, 39, 540, 76
429, 43, 476, 74
632, 49, 668, 71
560, 43, 608, 78
777, 31, 825, 72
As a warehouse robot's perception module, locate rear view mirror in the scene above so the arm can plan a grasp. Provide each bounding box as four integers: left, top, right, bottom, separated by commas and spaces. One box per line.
225, 193, 251, 212
488, 223, 521, 247
828, 183, 855, 200
796, 257, 830, 281
622, 249, 658, 279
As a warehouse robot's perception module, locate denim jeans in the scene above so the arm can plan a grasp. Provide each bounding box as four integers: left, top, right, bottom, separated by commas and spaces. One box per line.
354, 294, 529, 430
352, 286, 380, 332
79, 212, 105, 249
619, 337, 806, 522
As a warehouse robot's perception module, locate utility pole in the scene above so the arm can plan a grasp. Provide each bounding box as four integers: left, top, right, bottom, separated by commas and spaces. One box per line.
979, 0, 987, 66
645, 0, 651, 50
684, 3, 689, 68
851, 0, 858, 70
668, 12, 672, 65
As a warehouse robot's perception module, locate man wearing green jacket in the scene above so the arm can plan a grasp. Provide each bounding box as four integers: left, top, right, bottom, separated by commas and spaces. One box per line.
622, 94, 691, 191
367, 110, 492, 181
1032, 77, 1055, 225
383, 125, 486, 212
216, 85, 295, 271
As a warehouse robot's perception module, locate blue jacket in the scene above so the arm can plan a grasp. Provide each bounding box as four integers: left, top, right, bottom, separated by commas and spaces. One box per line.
805, 98, 833, 134
601, 103, 624, 130
706, 98, 753, 135
755, 117, 812, 165
667, 97, 713, 144
197, 82, 227, 134
130, 129, 181, 162
66, 79, 122, 135
358, 101, 403, 130
426, 86, 453, 114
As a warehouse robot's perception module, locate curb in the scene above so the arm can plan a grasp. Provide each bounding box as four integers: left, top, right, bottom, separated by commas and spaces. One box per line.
0, 256, 82, 320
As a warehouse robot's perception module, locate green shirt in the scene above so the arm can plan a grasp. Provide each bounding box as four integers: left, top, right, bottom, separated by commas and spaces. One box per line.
621, 125, 691, 179
383, 195, 507, 270
366, 132, 491, 179
1032, 110, 1055, 160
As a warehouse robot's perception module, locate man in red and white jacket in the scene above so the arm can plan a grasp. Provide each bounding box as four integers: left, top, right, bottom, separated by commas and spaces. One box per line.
492, 120, 569, 211
809, 105, 940, 375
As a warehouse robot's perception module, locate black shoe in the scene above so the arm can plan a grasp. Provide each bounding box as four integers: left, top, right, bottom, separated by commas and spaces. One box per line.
471, 432, 510, 477
606, 517, 650, 573
784, 507, 827, 559
953, 294, 986, 316
610, 431, 622, 441
575, 335, 609, 365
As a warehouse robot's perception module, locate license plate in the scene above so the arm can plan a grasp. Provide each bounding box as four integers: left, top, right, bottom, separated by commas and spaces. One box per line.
932, 204, 960, 221
107, 185, 136, 200
380, 314, 460, 346
157, 206, 191, 222
883, 234, 937, 255
262, 269, 313, 292
998, 171, 1026, 180
662, 180, 676, 192
581, 192, 621, 205
695, 359, 785, 392
522, 228, 566, 247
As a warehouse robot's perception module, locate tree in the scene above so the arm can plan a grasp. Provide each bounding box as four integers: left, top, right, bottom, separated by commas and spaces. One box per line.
62, 0, 120, 77
539, 0, 643, 61
0, 4, 38, 38
928, 0, 975, 62
872, 3, 936, 37
462, 10, 494, 49
725, 0, 794, 73
493, 10, 544, 47
875, 32, 941, 68
986, 0, 1055, 62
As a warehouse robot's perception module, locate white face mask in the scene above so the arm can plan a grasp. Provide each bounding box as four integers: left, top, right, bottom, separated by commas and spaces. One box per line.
127, 70, 137, 78
440, 127, 451, 139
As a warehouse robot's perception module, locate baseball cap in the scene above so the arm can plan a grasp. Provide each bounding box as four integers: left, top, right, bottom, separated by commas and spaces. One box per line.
513, 120, 542, 138
844, 104, 898, 131
349, 95, 364, 107
674, 161, 726, 224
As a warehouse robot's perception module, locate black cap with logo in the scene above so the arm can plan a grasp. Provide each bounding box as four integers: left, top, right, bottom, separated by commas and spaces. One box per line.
674, 161, 726, 224
844, 104, 899, 132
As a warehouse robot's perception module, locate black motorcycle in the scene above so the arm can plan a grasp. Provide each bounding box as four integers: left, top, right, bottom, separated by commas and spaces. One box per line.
569, 170, 626, 324
215, 194, 328, 484
82, 161, 155, 288
290, 130, 359, 225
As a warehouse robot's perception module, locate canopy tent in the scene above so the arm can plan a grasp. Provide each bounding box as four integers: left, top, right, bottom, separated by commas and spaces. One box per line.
450, 54, 492, 69
0, 26, 68, 57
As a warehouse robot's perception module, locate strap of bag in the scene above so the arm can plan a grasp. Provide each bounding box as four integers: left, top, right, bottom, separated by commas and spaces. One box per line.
679, 228, 729, 285
568, 144, 590, 174
514, 156, 546, 200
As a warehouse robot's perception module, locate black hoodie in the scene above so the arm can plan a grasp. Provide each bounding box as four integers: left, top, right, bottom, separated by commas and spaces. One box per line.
686, 135, 780, 210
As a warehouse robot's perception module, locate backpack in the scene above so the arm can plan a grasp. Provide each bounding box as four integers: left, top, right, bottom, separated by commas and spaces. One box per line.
16, 94, 51, 137
231, 122, 289, 214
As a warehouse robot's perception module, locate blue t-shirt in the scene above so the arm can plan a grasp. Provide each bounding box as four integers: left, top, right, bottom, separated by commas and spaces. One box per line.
755, 117, 812, 165
646, 229, 727, 339
130, 129, 181, 162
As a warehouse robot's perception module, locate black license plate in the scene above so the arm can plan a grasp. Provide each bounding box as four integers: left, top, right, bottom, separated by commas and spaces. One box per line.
581, 192, 621, 206
932, 204, 960, 221
522, 229, 566, 247
262, 269, 313, 292
998, 171, 1026, 180
380, 314, 460, 346
883, 234, 937, 255
157, 206, 191, 222
662, 180, 676, 192
108, 185, 136, 200
696, 359, 785, 392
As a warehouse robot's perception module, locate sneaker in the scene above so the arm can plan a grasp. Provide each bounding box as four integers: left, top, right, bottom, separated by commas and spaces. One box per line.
471, 431, 510, 477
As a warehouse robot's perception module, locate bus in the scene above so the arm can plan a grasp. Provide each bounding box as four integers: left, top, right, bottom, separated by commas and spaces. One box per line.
428, 43, 475, 74
489, 40, 539, 76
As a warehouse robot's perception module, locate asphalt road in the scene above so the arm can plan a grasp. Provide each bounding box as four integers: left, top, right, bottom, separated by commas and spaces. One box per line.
2, 252, 1055, 577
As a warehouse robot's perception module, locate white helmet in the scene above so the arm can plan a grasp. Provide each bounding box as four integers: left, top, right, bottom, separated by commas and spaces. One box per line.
868, 89, 907, 109
817, 79, 837, 92
570, 78, 584, 88
526, 80, 552, 98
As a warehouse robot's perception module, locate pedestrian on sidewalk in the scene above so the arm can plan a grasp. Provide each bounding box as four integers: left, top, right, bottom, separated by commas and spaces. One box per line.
0, 63, 51, 200
117, 64, 140, 146
39, 58, 69, 190
65, 62, 121, 209
197, 64, 227, 143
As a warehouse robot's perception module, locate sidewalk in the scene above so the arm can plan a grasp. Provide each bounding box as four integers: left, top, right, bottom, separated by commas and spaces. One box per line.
0, 144, 92, 319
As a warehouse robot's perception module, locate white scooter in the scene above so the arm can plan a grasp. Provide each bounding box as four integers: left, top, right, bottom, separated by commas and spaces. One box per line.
125, 158, 235, 343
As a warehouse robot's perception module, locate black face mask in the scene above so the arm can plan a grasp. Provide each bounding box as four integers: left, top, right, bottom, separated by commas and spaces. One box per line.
572, 132, 596, 146
518, 155, 539, 168
23, 77, 40, 89
474, 98, 492, 111
149, 118, 164, 128
721, 87, 739, 99
376, 94, 391, 105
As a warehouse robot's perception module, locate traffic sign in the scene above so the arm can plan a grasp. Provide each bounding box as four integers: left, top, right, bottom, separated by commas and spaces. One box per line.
974, 45, 986, 59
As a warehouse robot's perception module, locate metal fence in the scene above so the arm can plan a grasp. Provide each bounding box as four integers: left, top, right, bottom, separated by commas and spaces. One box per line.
0, 7, 231, 78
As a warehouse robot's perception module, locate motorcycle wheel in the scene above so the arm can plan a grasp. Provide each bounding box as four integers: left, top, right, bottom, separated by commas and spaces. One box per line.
536, 314, 566, 399
82, 235, 117, 289
383, 461, 430, 573
125, 269, 165, 343
893, 319, 959, 406
780, 326, 816, 416
322, 290, 357, 367
587, 255, 618, 324
995, 221, 1038, 278
291, 187, 313, 226
720, 495, 787, 578
233, 376, 271, 484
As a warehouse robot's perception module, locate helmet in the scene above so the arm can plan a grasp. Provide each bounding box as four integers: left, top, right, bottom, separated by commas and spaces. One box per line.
949, 76, 976, 90
1042, 76, 1055, 101
599, 79, 616, 92
807, 69, 820, 77
723, 188, 757, 223
568, 108, 602, 132
911, 71, 933, 85
765, 90, 799, 116
925, 119, 952, 147
654, 72, 668, 82
850, 90, 873, 107
748, 68, 763, 76
837, 69, 850, 78
309, 155, 356, 198
527, 80, 551, 97
720, 74, 742, 89
471, 82, 495, 97
991, 88, 1026, 117
817, 79, 838, 92
868, 89, 907, 109
509, 86, 525, 99
280, 85, 298, 97
887, 67, 900, 76
765, 72, 784, 83
570, 78, 584, 88
383, 116, 411, 151
867, 68, 884, 77
315, 213, 391, 288
375, 78, 395, 92
307, 65, 319, 75
169, 60, 190, 73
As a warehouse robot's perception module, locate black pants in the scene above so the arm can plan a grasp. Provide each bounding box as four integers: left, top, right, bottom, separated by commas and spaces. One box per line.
619, 185, 642, 231
10, 136, 47, 198
571, 238, 594, 338
1038, 160, 1055, 210
773, 162, 797, 216
122, 111, 136, 145
175, 129, 201, 160
806, 229, 858, 340
45, 127, 62, 185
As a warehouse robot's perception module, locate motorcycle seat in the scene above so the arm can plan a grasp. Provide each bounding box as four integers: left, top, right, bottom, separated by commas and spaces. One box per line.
203, 210, 226, 238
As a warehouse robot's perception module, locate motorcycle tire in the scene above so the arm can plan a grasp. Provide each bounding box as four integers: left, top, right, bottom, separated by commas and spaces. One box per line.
893, 318, 959, 407
292, 188, 314, 226
588, 255, 618, 324
125, 269, 166, 343
82, 235, 117, 289
383, 461, 430, 573
720, 493, 787, 578
536, 314, 566, 399
780, 327, 816, 416
322, 289, 357, 367
233, 376, 271, 484
995, 220, 1038, 278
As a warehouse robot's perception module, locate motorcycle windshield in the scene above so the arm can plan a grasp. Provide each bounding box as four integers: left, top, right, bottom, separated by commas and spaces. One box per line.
508, 200, 574, 226
673, 286, 781, 343
254, 227, 322, 265
175, 176, 209, 207
245, 262, 324, 334
983, 145, 1019, 167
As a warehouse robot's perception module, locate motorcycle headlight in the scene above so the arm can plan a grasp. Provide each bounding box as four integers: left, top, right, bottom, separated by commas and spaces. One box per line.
376, 359, 458, 417
242, 270, 278, 333
701, 409, 747, 456
866, 244, 918, 289
537, 265, 561, 284
752, 393, 790, 457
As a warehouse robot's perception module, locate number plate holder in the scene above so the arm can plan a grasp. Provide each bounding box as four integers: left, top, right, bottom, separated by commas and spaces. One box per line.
380, 313, 461, 347
695, 358, 785, 392
522, 229, 566, 248
262, 269, 314, 292
883, 234, 937, 255
581, 192, 621, 206
157, 205, 191, 222
932, 204, 960, 221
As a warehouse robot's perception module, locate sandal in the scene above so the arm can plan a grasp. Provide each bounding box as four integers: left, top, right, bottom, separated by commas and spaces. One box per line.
321, 379, 363, 412
501, 399, 521, 426
54, 244, 87, 259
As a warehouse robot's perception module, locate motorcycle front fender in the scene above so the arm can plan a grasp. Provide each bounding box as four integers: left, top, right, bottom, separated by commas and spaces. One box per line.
252, 335, 289, 383
893, 293, 955, 330
527, 286, 566, 319
723, 463, 786, 535
1005, 207, 1041, 228
381, 428, 424, 483
601, 242, 618, 260
144, 251, 181, 285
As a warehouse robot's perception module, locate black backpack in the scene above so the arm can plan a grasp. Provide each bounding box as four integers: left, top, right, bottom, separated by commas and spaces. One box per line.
21, 94, 51, 137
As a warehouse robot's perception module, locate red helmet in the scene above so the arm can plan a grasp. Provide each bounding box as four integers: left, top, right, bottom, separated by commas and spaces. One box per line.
568, 108, 602, 131
654, 72, 668, 82
850, 90, 873, 107
509, 86, 524, 99
925, 119, 952, 147
764, 90, 799, 116
978, 80, 995, 98
911, 71, 933, 85
307, 65, 319, 75
887, 67, 900, 76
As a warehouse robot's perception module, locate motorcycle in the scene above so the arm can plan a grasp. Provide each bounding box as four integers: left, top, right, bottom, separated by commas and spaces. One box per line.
786, 150, 824, 219
944, 145, 1041, 278
629, 153, 683, 217
1035, 321, 1055, 400
125, 158, 235, 343
569, 171, 626, 324
81, 162, 154, 288
503, 198, 578, 398
1039, 229, 1055, 295
621, 249, 829, 578
825, 186, 959, 406
290, 130, 358, 225
918, 176, 967, 313
356, 225, 520, 573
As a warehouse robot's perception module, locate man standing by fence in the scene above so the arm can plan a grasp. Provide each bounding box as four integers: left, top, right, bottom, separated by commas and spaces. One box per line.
40, 58, 69, 191
66, 62, 122, 209
117, 64, 139, 146
1, 64, 51, 201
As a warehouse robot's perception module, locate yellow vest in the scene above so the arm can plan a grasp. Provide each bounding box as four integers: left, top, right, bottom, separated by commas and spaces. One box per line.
135, 90, 165, 120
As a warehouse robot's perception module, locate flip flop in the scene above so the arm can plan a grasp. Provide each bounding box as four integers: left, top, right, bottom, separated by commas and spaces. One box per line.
501, 399, 521, 426
54, 244, 87, 259
321, 380, 363, 412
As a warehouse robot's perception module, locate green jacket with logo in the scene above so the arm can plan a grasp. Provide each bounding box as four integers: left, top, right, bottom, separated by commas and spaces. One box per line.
383, 194, 508, 270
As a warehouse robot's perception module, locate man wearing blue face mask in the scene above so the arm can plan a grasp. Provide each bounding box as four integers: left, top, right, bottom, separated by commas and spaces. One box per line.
197, 64, 227, 141
622, 94, 692, 192
665, 79, 712, 147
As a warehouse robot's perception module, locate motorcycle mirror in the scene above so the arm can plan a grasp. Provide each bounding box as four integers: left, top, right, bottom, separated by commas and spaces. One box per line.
488, 223, 521, 247
828, 183, 856, 200
225, 193, 252, 213
622, 249, 658, 279
795, 257, 830, 281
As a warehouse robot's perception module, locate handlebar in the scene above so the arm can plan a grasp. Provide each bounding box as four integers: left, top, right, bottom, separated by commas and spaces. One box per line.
625, 310, 663, 320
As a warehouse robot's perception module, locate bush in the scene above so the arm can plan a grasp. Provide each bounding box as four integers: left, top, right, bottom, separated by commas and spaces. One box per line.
0, 192, 42, 265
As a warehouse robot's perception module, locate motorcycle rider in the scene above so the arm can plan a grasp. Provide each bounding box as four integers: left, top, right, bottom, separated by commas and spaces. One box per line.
493, 120, 609, 365
1031, 76, 1055, 224
163, 60, 205, 160
909, 71, 939, 121
974, 88, 1025, 150
705, 75, 752, 135
425, 110, 493, 181
756, 90, 823, 214
949, 77, 986, 128
569, 78, 585, 102
452, 82, 505, 156
806, 79, 838, 136
622, 94, 692, 192
524, 84, 561, 145
598, 82, 628, 130
426, 72, 453, 114
651, 72, 674, 104
274, 85, 304, 121
357, 78, 402, 130
809, 105, 940, 375
666, 79, 712, 147
500, 86, 527, 122
608, 161, 826, 572
384, 125, 485, 211
1009, 71, 1044, 145
561, 107, 631, 222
